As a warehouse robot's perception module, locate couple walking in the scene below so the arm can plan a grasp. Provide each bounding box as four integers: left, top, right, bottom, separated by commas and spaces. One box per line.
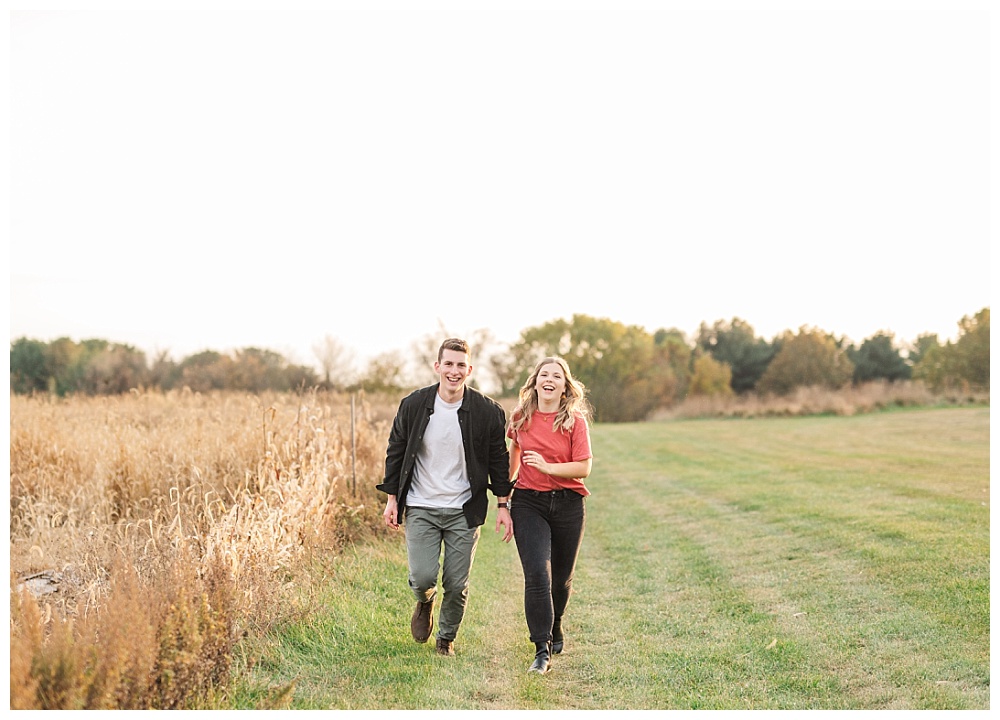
377, 338, 593, 674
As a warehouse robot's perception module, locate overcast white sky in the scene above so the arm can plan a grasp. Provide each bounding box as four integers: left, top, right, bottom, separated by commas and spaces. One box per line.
8, 1, 994, 375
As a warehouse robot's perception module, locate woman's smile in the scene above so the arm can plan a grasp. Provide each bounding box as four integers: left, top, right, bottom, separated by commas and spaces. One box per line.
535, 362, 566, 408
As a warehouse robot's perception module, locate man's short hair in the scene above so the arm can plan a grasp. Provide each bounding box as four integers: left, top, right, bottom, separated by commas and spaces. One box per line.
438, 338, 471, 361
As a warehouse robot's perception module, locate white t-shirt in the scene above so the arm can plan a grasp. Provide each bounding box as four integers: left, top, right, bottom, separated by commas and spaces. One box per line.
406, 393, 471, 509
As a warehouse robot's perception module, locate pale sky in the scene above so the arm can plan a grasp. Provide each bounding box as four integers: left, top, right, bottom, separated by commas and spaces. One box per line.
8, 1, 993, 376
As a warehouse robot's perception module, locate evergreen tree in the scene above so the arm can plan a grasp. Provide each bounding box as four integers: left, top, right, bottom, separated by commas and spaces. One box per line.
849, 332, 911, 384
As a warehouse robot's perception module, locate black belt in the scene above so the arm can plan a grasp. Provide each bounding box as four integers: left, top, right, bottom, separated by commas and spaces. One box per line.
514, 488, 575, 497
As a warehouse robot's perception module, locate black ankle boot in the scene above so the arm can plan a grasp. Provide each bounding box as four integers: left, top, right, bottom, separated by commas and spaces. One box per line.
552, 619, 564, 654
528, 641, 551, 674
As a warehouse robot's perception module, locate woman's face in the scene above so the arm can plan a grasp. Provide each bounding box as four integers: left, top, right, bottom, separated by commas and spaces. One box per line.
535, 362, 567, 404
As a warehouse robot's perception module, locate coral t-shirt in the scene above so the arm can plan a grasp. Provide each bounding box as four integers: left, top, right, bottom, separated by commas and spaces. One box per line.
508, 411, 592, 496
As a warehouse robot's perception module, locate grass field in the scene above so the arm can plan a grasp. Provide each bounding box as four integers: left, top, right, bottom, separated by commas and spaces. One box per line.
221, 406, 990, 710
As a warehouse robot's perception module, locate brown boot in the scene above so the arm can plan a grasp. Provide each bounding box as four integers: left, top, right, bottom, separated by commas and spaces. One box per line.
435, 638, 455, 656
410, 600, 433, 643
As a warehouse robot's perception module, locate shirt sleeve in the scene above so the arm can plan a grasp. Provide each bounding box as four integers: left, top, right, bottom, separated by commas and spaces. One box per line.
571, 416, 592, 462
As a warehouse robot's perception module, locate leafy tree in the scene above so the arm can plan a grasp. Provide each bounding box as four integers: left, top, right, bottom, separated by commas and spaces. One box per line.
181, 350, 224, 369
757, 327, 854, 396
10, 338, 49, 394
913, 343, 953, 392
231, 348, 290, 392
954, 307, 989, 388
284, 363, 321, 391
79, 344, 149, 394
689, 353, 733, 397
508, 315, 674, 422
178, 351, 229, 392
10, 339, 323, 395
46, 338, 115, 395
652, 328, 693, 404
206, 348, 317, 392
914, 307, 990, 391
45, 337, 88, 395
848, 332, 911, 384
10, 337, 153, 396
357, 350, 409, 394
696, 318, 777, 393
907, 333, 940, 368
149, 351, 182, 390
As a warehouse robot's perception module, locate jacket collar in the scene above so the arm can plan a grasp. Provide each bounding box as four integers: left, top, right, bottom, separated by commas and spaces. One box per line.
425, 383, 472, 411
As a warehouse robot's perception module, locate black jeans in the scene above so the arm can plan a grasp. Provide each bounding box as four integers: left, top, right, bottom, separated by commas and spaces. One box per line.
511, 489, 586, 644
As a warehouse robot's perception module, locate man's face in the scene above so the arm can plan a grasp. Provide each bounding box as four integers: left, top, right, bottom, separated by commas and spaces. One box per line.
434, 349, 472, 395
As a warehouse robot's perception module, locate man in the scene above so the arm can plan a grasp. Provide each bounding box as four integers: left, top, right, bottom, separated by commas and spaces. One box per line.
378, 338, 513, 656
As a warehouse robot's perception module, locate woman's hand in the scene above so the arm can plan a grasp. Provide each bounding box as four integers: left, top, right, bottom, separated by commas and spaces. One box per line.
521, 451, 593, 480
521, 450, 551, 475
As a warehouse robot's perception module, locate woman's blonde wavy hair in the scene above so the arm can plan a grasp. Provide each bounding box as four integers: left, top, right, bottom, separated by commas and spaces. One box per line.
508, 356, 592, 434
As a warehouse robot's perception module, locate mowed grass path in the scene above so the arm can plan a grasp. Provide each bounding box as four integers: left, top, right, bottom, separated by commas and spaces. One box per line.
226, 407, 989, 710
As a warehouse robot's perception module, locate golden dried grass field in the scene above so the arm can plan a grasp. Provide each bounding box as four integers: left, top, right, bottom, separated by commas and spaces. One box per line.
9, 389, 398, 709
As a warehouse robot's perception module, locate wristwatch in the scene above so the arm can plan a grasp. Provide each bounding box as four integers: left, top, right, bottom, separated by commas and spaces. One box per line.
497, 502, 510, 509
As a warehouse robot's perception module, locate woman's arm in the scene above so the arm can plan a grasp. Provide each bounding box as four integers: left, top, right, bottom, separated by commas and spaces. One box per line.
508, 441, 522, 482
521, 451, 592, 479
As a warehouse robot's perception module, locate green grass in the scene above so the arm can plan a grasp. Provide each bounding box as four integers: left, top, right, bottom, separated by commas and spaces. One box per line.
220, 407, 990, 709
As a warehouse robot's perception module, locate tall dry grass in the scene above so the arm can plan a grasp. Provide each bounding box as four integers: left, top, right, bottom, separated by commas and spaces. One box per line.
654, 380, 988, 420
9, 388, 398, 709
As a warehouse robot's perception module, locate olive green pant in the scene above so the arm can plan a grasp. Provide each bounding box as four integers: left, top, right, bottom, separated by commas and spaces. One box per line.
404, 506, 480, 642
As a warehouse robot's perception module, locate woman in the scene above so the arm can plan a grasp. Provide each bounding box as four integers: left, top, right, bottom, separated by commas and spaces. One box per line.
507, 356, 593, 674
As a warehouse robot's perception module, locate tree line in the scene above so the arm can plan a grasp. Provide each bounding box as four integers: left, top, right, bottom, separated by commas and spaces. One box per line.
9, 307, 989, 422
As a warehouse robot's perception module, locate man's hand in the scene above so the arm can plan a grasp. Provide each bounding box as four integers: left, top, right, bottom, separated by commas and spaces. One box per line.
495, 507, 513, 543
383, 495, 400, 529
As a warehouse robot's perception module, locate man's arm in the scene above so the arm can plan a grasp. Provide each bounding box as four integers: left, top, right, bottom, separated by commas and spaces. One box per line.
486, 403, 513, 498
378, 400, 409, 529
490, 403, 514, 542
494, 437, 520, 543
